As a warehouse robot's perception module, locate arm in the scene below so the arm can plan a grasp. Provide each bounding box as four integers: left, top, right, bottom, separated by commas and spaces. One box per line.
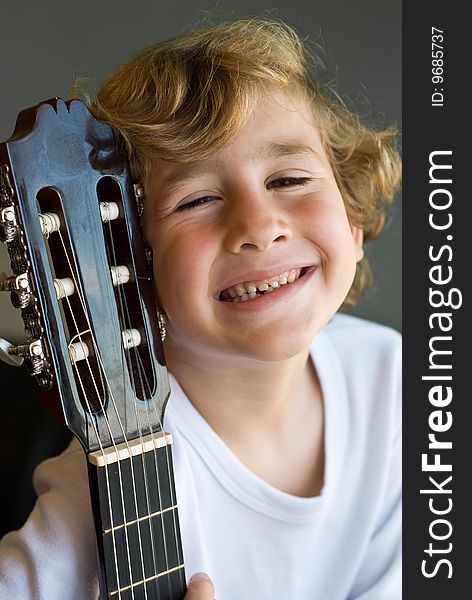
0, 437, 215, 600
0, 439, 99, 599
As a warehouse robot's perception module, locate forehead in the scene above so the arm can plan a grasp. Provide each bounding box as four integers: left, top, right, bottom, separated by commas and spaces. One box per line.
147, 90, 328, 189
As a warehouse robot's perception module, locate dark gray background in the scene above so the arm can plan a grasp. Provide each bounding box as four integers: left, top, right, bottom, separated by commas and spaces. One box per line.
0, 0, 401, 339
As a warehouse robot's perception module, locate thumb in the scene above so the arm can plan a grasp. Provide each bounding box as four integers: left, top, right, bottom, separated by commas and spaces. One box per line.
185, 572, 215, 599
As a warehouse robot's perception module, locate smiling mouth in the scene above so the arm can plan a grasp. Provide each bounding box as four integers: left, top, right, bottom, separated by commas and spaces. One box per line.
218, 267, 313, 302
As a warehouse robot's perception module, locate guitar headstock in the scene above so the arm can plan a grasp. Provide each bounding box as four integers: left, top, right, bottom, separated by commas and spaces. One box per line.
0, 99, 170, 453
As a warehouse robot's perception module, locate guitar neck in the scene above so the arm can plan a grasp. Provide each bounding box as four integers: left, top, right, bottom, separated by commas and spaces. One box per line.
0, 98, 186, 599
87, 431, 186, 600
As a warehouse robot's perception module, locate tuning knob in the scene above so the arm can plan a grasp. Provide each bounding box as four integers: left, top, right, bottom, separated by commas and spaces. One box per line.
0, 272, 33, 308
0, 337, 51, 387
0, 272, 29, 292
0, 205, 18, 242
0, 337, 24, 366
7, 338, 46, 374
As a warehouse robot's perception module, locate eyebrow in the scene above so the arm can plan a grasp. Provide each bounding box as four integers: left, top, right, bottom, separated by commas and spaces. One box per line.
257, 141, 322, 162
159, 141, 321, 196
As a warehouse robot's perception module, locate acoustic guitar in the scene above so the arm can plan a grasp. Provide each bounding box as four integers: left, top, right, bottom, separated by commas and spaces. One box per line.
0, 98, 186, 599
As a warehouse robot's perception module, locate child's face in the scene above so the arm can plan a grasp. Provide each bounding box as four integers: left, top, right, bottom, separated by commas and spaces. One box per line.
142, 90, 363, 365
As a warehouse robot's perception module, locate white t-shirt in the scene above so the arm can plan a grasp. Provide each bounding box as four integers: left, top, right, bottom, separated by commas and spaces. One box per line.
0, 314, 402, 599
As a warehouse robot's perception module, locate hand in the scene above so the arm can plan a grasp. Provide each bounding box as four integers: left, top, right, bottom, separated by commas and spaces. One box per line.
184, 572, 215, 599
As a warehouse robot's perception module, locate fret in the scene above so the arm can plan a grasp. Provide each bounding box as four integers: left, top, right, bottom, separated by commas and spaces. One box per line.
109, 564, 185, 598
88, 437, 186, 599
106, 566, 186, 600
93, 440, 175, 530
102, 507, 183, 585
104, 505, 178, 534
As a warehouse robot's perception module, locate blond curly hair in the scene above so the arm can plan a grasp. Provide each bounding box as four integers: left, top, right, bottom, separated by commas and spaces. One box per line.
89, 18, 401, 306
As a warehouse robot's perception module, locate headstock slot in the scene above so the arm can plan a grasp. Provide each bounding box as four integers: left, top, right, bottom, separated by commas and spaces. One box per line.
97, 176, 156, 404
36, 186, 108, 415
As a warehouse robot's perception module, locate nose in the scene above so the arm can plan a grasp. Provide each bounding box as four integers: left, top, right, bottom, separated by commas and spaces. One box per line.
223, 191, 292, 253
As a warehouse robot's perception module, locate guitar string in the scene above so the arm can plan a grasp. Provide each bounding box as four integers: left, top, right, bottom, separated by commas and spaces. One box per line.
69, 363, 122, 594
105, 210, 186, 597
59, 312, 122, 596
51, 323, 119, 597
105, 207, 185, 597
115, 304, 154, 600
114, 292, 165, 600
61, 203, 178, 598
57, 227, 138, 599
106, 205, 186, 597
55, 232, 123, 597
57, 199, 183, 598
131, 346, 186, 598
57, 232, 132, 599
106, 218, 164, 600
102, 225, 152, 600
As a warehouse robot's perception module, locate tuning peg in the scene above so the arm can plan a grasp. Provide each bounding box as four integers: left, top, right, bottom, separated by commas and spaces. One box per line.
6, 338, 46, 374
0, 272, 33, 309
0, 272, 29, 292
0, 337, 24, 366
38, 212, 60, 237
0, 337, 52, 388
0, 205, 18, 243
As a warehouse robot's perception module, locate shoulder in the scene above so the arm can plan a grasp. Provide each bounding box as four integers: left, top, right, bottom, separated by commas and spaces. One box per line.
33, 437, 87, 495
315, 313, 401, 427
323, 311, 401, 344
0, 438, 98, 599
320, 312, 401, 368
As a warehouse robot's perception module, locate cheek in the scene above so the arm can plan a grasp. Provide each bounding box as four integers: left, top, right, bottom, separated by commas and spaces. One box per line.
151, 225, 216, 313
298, 200, 354, 259
299, 203, 359, 297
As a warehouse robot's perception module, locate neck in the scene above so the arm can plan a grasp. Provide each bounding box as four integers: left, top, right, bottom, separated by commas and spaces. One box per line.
165, 343, 315, 442
166, 340, 325, 498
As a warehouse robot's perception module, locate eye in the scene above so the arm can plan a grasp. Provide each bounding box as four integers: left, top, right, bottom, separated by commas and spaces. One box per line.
267, 176, 313, 189
176, 196, 219, 212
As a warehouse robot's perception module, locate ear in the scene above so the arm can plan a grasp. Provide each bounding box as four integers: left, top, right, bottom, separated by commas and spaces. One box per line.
351, 225, 364, 262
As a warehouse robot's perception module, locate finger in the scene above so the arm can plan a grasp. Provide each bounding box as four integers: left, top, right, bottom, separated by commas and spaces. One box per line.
185, 572, 215, 600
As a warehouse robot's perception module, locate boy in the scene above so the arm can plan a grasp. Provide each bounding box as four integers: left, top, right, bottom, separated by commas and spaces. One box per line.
0, 18, 401, 599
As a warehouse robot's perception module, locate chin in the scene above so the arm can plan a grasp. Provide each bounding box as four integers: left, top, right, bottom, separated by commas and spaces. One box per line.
238, 325, 320, 363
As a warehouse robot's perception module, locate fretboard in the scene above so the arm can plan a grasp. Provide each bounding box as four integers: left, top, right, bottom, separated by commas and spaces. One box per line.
88, 432, 186, 600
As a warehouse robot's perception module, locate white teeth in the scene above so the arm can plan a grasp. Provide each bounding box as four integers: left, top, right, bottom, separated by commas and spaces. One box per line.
221, 267, 305, 301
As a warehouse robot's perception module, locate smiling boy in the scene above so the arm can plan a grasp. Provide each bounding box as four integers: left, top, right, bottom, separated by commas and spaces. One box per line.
141, 88, 364, 505
0, 18, 401, 600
